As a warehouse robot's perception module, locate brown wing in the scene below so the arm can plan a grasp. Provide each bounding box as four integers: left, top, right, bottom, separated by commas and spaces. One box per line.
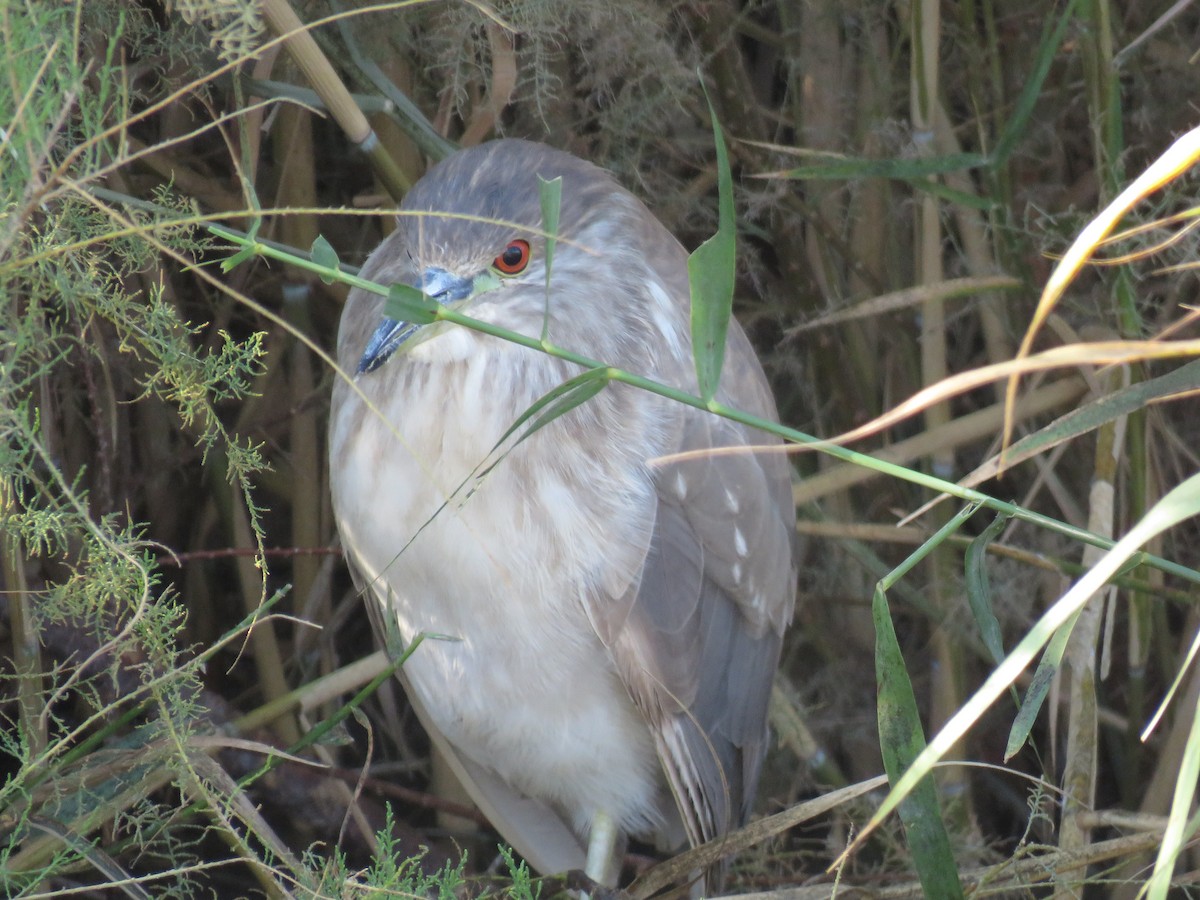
604, 326, 798, 849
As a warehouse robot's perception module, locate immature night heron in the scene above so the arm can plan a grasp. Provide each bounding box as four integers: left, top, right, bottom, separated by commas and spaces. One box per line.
329, 139, 796, 888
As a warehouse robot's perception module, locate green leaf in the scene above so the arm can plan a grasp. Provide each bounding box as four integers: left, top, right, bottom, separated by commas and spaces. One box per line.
975, 359, 1200, 482
493, 368, 611, 452
874, 587, 965, 900
539, 175, 562, 292
965, 513, 1011, 667
394, 370, 612, 562
220, 201, 262, 272
384, 282, 440, 325
1004, 633, 1065, 760
688, 82, 736, 403
220, 243, 256, 273
990, 0, 1081, 167
910, 177, 997, 211
310, 234, 340, 284
1147, 699, 1200, 900
776, 152, 987, 183
861, 474, 1200, 853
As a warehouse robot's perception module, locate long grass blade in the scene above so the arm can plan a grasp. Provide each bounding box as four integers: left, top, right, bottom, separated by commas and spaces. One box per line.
874, 585, 965, 899
688, 81, 735, 403
837, 471, 1200, 864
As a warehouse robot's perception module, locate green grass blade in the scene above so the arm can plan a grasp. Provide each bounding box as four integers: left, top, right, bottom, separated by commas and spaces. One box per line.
384, 282, 440, 324
851, 471, 1200, 855
310, 234, 340, 284
1147, 698, 1200, 900
776, 152, 986, 183
910, 177, 997, 210
874, 585, 965, 900
995, 359, 1200, 475
1005, 617, 1075, 759
688, 82, 736, 403
965, 513, 1011, 667
539, 175, 561, 290
990, 0, 1081, 167
493, 368, 611, 450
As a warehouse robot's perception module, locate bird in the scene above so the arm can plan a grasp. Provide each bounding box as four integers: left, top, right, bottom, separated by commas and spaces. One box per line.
329, 139, 797, 889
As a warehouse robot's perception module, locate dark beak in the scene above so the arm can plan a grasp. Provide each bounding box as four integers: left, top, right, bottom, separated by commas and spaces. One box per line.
356, 267, 474, 375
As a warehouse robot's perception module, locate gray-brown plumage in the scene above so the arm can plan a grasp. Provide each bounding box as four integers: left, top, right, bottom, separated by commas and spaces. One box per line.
329, 139, 796, 887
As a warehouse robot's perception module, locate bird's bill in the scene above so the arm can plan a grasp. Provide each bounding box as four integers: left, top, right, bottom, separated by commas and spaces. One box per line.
356, 267, 487, 374
357, 317, 418, 375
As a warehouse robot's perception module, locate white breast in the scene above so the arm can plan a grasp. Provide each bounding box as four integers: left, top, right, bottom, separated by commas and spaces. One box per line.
330, 327, 668, 839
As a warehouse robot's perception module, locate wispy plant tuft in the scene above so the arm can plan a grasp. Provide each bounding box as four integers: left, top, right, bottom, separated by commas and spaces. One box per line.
0, 0, 269, 891
166, 0, 264, 62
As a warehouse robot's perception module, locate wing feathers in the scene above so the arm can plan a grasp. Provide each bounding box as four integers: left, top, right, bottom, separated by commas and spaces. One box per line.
608, 397, 796, 853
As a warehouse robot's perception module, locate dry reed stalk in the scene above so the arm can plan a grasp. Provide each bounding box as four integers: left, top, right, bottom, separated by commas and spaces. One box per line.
271, 99, 325, 674
908, 0, 973, 849
260, 0, 409, 198
1054, 362, 1127, 897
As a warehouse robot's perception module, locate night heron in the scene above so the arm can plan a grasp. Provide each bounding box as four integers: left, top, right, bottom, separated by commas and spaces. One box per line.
329, 139, 797, 888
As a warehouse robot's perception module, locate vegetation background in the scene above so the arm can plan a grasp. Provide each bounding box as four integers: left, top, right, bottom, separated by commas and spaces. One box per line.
2, 0, 1199, 895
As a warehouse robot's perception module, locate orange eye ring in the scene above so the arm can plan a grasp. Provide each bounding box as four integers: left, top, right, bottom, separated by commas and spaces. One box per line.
494, 239, 531, 275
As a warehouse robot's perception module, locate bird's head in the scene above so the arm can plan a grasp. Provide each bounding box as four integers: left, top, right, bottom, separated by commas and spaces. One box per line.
354, 140, 684, 375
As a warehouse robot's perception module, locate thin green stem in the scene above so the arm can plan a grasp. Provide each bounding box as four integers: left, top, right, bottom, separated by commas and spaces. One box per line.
214, 225, 1200, 588
881, 502, 982, 592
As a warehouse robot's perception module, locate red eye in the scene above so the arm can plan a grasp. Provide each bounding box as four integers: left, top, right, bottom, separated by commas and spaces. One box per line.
494, 239, 531, 275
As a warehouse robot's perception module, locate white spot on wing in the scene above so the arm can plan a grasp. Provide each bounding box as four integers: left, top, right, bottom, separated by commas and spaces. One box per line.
724, 488, 739, 513
673, 470, 688, 500
734, 526, 748, 557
